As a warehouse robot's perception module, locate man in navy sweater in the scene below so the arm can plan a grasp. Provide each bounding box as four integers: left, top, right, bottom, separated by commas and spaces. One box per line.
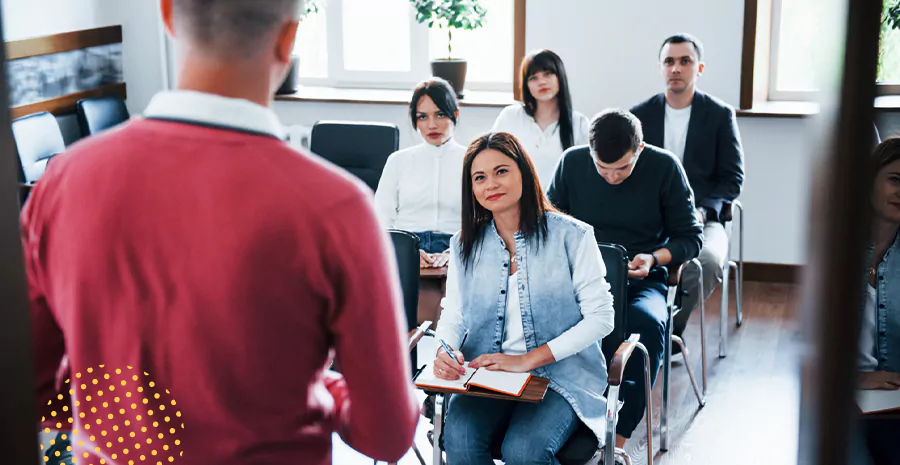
548, 109, 702, 452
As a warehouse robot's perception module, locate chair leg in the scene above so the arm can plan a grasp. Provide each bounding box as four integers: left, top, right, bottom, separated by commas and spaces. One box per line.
735, 201, 745, 327
604, 385, 620, 465
730, 260, 742, 327
412, 443, 426, 465
671, 335, 706, 407
637, 343, 653, 464
661, 304, 673, 452
432, 393, 445, 465
689, 258, 708, 398
719, 260, 730, 358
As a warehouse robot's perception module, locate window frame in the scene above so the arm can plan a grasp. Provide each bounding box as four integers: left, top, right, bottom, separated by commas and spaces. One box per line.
296, 0, 520, 93
742, 0, 900, 109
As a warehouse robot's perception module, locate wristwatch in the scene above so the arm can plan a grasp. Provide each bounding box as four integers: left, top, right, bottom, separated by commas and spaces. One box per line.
650, 252, 659, 268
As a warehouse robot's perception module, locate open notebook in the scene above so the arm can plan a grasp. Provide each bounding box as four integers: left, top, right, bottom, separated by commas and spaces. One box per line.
857, 389, 900, 414
415, 361, 532, 397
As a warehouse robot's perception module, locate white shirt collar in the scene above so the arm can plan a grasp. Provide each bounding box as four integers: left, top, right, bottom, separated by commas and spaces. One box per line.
143, 90, 286, 139
421, 138, 464, 155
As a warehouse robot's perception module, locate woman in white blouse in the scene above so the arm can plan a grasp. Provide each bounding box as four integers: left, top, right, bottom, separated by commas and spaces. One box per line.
492, 50, 590, 188
375, 78, 467, 268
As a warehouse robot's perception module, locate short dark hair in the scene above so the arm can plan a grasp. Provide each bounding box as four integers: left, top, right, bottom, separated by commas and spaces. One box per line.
409, 78, 459, 127
459, 132, 554, 270
520, 50, 576, 150
589, 109, 644, 164
173, 0, 301, 58
659, 33, 704, 62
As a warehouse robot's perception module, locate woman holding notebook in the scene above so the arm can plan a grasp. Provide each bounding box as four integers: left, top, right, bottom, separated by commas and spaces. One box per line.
859, 137, 900, 464
433, 132, 615, 464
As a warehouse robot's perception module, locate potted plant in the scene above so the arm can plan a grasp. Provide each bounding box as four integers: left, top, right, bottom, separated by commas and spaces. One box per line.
409, 0, 487, 98
277, 0, 320, 95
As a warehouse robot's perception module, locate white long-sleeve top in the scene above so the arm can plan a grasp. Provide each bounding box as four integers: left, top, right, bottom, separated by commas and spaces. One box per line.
374, 140, 466, 235
436, 231, 615, 362
491, 104, 591, 188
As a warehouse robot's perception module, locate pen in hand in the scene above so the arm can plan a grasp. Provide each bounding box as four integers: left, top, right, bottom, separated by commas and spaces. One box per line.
439, 338, 466, 375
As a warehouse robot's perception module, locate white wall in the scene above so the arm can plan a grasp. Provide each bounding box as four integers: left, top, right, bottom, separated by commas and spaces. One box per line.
93, 0, 168, 115
1, 0, 101, 41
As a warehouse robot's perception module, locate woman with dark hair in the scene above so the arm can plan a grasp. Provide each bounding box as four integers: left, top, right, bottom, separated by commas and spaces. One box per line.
491, 50, 590, 188
433, 132, 615, 463
375, 78, 466, 267
858, 137, 900, 464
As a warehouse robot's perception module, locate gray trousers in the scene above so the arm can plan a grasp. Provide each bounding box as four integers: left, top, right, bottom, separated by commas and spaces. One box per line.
674, 221, 731, 337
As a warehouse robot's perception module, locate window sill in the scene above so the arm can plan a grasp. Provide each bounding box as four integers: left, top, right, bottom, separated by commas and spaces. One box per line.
274, 85, 516, 108
875, 95, 900, 111
736, 101, 819, 118
737, 96, 900, 118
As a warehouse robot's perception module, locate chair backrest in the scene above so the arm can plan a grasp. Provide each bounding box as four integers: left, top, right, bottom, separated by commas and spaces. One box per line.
76, 95, 130, 136
388, 230, 420, 331
309, 121, 399, 191
11, 112, 65, 184
597, 242, 629, 365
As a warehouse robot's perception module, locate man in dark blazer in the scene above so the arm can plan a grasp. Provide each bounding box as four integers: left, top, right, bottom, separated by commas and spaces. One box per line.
631, 33, 744, 343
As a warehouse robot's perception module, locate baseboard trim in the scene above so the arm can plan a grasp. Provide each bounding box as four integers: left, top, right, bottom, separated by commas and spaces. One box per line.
740, 262, 803, 284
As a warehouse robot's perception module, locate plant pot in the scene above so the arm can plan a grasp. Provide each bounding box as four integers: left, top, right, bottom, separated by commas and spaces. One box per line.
431, 58, 467, 99
277, 56, 301, 95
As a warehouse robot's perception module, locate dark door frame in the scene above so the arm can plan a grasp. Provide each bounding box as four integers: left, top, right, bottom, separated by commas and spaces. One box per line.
0, 7, 41, 465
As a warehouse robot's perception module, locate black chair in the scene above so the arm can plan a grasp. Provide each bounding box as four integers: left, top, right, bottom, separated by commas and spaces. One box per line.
11, 112, 66, 205
75, 95, 130, 136
389, 230, 422, 372
426, 242, 654, 465
309, 121, 399, 192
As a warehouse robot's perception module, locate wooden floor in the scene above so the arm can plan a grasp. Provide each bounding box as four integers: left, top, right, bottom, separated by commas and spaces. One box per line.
333, 280, 803, 465
623, 281, 801, 465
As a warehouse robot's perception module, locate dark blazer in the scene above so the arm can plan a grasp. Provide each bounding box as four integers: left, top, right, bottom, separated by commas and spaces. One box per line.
631, 90, 744, 222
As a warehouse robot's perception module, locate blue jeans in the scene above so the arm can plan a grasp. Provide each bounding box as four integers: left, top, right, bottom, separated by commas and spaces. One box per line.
414, 231, 452, 254
616, 268, 669, 438
443, 389, 580, 465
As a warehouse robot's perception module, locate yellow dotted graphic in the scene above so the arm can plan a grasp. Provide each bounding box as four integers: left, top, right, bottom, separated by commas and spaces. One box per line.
40, 365, 184, 464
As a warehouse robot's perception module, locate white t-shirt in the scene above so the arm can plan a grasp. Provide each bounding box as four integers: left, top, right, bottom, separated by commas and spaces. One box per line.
502, 271, 527, 356
373, 140, 466, 235
664, 104, 692, 162
491, 104, 590, 188
859, 284, 879, 372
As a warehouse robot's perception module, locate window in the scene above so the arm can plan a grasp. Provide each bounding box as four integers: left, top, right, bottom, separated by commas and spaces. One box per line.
767, 0, 900, 101
293, 0, 515, 92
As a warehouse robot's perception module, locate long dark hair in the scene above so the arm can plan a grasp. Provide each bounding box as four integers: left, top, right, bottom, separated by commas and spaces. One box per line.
459, 132, 554, 270
409, 78, 459, 127
873, 137, 900, 172
521, 50, 575, 150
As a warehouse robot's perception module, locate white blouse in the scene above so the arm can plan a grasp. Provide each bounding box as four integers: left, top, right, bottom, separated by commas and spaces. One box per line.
491, 104, 591, 188
436, 231, 615, 362
374, 140, 466, 235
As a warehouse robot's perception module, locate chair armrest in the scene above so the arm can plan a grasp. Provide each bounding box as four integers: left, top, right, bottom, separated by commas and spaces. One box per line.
408, 321, 433, 352
666, 261, 686, 287
608, 334, 641, 386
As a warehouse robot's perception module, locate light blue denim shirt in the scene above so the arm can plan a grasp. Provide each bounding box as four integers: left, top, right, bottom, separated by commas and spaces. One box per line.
443, 212, 614, 443
872, 232, 900, 372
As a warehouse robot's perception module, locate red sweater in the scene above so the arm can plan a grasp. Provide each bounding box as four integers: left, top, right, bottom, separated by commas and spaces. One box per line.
21, 119, 419, 464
